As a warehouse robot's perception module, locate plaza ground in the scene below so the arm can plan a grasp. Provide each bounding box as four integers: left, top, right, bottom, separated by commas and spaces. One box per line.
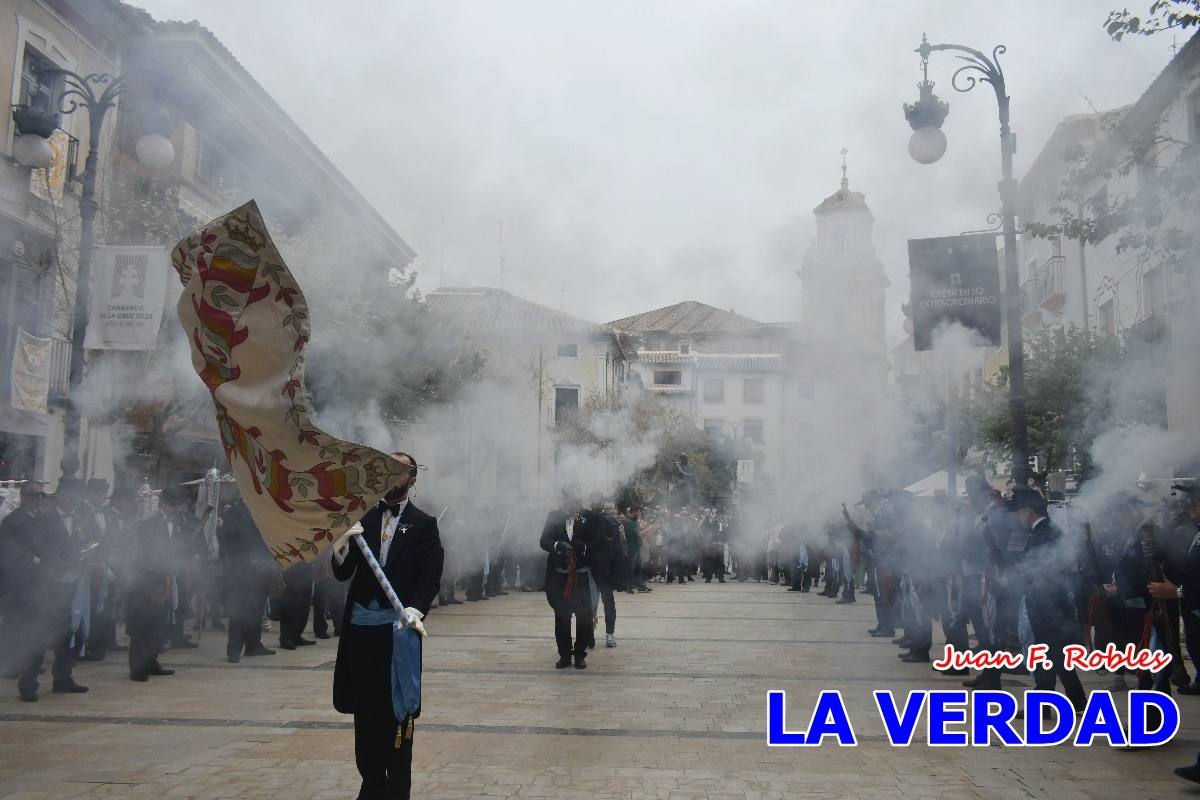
0, 580, 1196, 799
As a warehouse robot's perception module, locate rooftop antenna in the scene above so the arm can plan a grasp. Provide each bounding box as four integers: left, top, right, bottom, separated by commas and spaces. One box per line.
495, 211, 529, 290
560, 281, 567, 311
840, 147, 849, 190
439, 213, 445, 288
1171, 35, 1179, 58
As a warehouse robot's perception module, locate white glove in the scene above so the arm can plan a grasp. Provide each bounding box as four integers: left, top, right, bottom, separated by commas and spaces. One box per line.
333, 523, 363, 563
400, 606, 426, 637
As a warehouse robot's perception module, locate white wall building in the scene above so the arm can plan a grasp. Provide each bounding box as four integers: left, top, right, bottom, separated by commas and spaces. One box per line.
1019, 32, 1200, 440
420, 287, 624, 503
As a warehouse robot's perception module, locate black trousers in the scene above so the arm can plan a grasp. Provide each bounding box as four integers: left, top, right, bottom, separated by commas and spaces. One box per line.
1182, 599, 1200, 686
702, 547, 725, 581
353, 709, 414, 800
554, 610, 593, 657
1027, 602, 1087, 709
226, 570, 270, 656
17, 608, 75, 695
313, 578, 347, 637
127, 598, 169, 678
279, 563, 313, 645
463, 567, 486, 600
598, 585, 617, 635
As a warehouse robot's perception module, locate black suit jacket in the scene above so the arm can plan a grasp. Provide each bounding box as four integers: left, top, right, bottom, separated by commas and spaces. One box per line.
540, 509, 596, 573
332, 499, 443, 716
1163, 522, 1200, 603
333, 500, 444, 616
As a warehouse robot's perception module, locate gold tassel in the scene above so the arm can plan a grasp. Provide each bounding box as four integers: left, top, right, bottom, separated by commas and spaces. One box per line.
395, 716, 415, 748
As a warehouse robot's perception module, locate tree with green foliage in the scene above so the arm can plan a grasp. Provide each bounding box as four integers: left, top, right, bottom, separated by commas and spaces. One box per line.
557, 390, 735, 507
1105, 1, 1200, 39
965, 326, 1131, 486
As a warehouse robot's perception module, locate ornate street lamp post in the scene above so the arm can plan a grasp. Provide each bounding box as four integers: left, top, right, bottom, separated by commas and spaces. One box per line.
903, 34, 1030, 488
12, 69, 174, 480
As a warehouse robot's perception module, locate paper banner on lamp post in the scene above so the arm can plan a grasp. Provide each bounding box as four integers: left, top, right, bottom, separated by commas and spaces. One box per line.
10, 328, 51, 414
84, 246, 169, 350
908, 233, 1003, 352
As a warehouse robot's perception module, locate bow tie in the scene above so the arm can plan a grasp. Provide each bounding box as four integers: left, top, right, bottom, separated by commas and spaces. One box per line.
380, 501, 402, 517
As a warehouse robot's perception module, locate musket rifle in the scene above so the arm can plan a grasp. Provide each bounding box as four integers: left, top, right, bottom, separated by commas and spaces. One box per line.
1139, 520, 1187, 685
841, 502, 873, 557
1080, 523, 1115, 648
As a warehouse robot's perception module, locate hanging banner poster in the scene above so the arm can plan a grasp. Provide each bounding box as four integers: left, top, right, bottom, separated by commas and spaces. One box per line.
908, 233, 1002, 351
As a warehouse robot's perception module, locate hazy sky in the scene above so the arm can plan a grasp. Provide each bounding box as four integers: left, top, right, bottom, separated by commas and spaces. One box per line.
134, 0, 1170, 338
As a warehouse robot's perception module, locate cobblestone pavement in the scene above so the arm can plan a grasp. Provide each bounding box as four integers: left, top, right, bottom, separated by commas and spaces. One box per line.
1, 580, 1197, 799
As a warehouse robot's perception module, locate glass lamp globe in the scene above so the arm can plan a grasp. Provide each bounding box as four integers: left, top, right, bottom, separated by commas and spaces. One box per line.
908, 127, 948, 165
135, 132, 176, 169
13, 133, 55, 168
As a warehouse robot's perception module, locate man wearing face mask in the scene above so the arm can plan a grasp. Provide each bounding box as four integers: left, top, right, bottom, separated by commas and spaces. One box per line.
333, 452, 443, 800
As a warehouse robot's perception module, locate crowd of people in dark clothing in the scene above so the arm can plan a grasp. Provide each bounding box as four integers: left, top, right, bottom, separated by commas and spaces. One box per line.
770, 475, 1200, 780
7, 471, 1200, 781
0, 477, 354, 701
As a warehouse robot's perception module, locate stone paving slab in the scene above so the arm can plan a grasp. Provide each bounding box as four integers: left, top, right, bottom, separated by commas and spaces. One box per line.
0, 581, 1196, 798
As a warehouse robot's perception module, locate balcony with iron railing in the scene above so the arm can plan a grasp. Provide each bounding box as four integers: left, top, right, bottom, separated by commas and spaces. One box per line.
1035, 256, 1066, 311
1124, 312, 1171, 352
1020, 278, 1042, 328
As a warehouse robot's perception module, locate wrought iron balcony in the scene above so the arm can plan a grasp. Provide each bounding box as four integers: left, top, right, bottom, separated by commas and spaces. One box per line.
1035, 256, 1066, 311
1125, 313, 1170, 348
1020, 278, 1042, 327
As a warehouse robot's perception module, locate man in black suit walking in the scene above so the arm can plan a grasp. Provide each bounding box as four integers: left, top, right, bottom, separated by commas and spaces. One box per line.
333, 452, 443, 800
540, 491, 595, 669
1010, 487, 1087, 711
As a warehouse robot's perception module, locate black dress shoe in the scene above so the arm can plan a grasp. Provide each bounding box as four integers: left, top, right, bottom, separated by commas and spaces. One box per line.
244, 645, 276, 656
51, 681, 89, 693
314, 632, 331, 639
574, 655, 587, 669
555, 655, 572, 669
870, 629, 896, 638
939, 667, 970, 676
148, 664, 175, 676
170, 639, 199, 650
901, 652, 931, 663
836, 597, 856, 604
294, 637, 317, 646
443, 596, 463, 605
130, 673, 148, 682
18, 691, 37, 702
891, 636, 912, 647
79, 652, 106, 662
1175, 764, 1200, 784
227, 651, 241, 664
465, 595, 483, 602
278, 641, 298, 650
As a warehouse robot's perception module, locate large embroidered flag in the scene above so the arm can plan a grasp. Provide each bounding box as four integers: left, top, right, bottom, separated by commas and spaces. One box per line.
172, 200, 407, 566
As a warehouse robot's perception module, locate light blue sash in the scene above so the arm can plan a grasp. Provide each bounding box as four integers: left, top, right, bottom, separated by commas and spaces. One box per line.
351, 600, 421, 721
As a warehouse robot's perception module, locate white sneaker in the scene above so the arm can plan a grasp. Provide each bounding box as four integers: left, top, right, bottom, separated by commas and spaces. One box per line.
605, 634, 617, 648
